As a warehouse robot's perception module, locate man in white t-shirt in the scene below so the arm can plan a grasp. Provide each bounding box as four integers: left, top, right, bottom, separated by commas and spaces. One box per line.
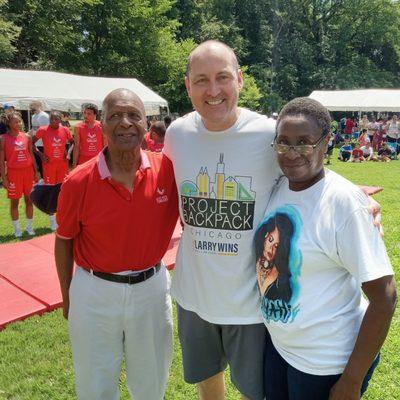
30, 100, 49, 177
164, 40, 279, 400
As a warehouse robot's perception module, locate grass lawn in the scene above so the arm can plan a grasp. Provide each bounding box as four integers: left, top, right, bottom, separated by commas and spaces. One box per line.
0, 151, 399, 399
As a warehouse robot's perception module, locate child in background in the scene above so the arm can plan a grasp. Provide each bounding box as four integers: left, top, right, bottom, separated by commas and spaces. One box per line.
373, 120, 384, 151
339, 139, 352, 162
360, 142, 375, 161
351, 142, 364, 162
34, 111, 73, 231
0, 112, 40, 237
377, 142, 393, 162
358, 129, 370, 147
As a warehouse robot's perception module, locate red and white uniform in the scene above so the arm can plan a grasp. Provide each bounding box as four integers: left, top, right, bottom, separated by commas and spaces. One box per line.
3, 132, 34, 199
36, 125, 72, 184
75, 121, 104, 164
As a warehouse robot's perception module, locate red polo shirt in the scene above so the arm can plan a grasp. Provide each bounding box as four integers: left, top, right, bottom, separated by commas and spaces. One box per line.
56, 148, 179, 272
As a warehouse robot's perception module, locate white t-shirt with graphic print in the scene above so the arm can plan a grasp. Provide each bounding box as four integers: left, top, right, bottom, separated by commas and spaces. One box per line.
164, 109, 280, 324
259, 170, 393, 375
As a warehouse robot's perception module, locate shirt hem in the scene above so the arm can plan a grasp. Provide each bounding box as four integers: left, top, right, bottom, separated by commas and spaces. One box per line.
55, 232, 73, 240
174, 297, 263, 325
272, 339, 346, 376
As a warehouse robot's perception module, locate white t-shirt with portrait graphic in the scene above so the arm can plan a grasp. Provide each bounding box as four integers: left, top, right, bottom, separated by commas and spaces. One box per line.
257, 170, 393, 375
164, 109, 280, 324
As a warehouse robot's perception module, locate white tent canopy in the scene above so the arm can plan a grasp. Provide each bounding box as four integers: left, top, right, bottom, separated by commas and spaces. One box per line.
0, 68, 168, 116
309, 89, 400, 112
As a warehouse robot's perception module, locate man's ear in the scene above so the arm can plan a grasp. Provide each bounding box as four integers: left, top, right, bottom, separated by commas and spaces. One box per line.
185, 75, 191, 97
237, 69, 244, 91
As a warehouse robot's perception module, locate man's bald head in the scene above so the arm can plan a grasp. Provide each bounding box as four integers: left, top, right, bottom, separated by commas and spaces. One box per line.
101, 88, 147, 154
102, 88, 146, 121
186, 40, 239, 77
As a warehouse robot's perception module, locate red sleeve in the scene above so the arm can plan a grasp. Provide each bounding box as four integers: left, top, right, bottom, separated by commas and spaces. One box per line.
64, 127, 72, 140
35, 127, 44, 139
56, 172, 86, 239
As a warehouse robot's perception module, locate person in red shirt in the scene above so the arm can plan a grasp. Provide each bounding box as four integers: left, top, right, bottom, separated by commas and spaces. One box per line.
344, 117, 355, 138
34, 111, 73, 230
55, 89, 179, 400
143, 121, 166, 152
34, 111, 73, 185
72, 103, 104, 167
0, 112, 40, 237
351, 142, 365, 162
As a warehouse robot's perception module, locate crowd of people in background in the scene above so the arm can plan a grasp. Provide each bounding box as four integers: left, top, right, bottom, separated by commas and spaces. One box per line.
329, 114, 399, 163
0, 101, 172, 238
1, 99, 398, 240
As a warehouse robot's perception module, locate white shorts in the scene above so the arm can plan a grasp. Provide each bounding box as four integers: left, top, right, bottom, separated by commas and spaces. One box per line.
68, 265, 173, 400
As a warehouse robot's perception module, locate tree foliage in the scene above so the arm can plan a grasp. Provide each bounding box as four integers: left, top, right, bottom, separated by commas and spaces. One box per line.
0, 0, 21, 64
239, 66, 262, 111
1, 0, 400, 113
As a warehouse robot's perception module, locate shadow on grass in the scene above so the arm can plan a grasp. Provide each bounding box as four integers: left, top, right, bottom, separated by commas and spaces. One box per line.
0, 228, 53, 243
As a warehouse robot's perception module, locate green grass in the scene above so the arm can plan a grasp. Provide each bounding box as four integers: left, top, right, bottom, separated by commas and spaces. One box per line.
0, 151, 399, 399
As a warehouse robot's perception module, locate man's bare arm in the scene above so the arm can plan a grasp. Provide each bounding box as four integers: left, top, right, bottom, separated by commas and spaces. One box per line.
72, 126, 80, 168
0, 137, 7, 188
55, 236, 74, 319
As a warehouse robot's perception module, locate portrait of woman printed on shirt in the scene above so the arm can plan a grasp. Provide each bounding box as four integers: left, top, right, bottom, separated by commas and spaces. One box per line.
255, 212, 295, 304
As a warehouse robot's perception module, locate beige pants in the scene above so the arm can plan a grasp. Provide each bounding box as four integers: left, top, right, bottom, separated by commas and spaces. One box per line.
68, 265, 173, 400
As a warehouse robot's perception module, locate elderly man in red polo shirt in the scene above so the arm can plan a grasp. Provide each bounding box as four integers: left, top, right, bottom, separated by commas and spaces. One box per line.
55, 88, 179, 400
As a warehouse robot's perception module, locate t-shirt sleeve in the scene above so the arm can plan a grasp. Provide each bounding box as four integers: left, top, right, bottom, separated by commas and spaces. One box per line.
56, 177, 83, 239
38, 114, 49, 126
35, 127, 44, 139
163, 127, 172, 160
337, 207, 393, 284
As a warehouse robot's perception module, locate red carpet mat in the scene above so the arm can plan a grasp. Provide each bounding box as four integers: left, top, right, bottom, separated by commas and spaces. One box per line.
0, 225, 181, 330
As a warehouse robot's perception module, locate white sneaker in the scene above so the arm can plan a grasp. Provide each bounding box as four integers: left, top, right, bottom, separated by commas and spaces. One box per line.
14, 229, 22, 238
26, 227, 36, 236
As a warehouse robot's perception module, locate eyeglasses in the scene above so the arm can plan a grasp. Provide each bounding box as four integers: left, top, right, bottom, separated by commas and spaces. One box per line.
271, 134, 328, 156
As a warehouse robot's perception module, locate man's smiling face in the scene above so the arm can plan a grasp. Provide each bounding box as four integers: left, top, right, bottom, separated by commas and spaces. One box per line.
185, 43, 243, 132
102, 91, 146, 153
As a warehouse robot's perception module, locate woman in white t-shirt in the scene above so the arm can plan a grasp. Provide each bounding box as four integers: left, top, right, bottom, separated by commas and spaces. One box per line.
256, 97, 397, 400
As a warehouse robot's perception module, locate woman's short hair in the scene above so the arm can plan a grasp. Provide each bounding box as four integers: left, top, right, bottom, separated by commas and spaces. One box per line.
276, 97, 331, 136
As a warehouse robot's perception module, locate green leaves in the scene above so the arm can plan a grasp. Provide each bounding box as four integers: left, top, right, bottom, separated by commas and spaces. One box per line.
1, 0, 399, 114
0, 0, 21, 64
